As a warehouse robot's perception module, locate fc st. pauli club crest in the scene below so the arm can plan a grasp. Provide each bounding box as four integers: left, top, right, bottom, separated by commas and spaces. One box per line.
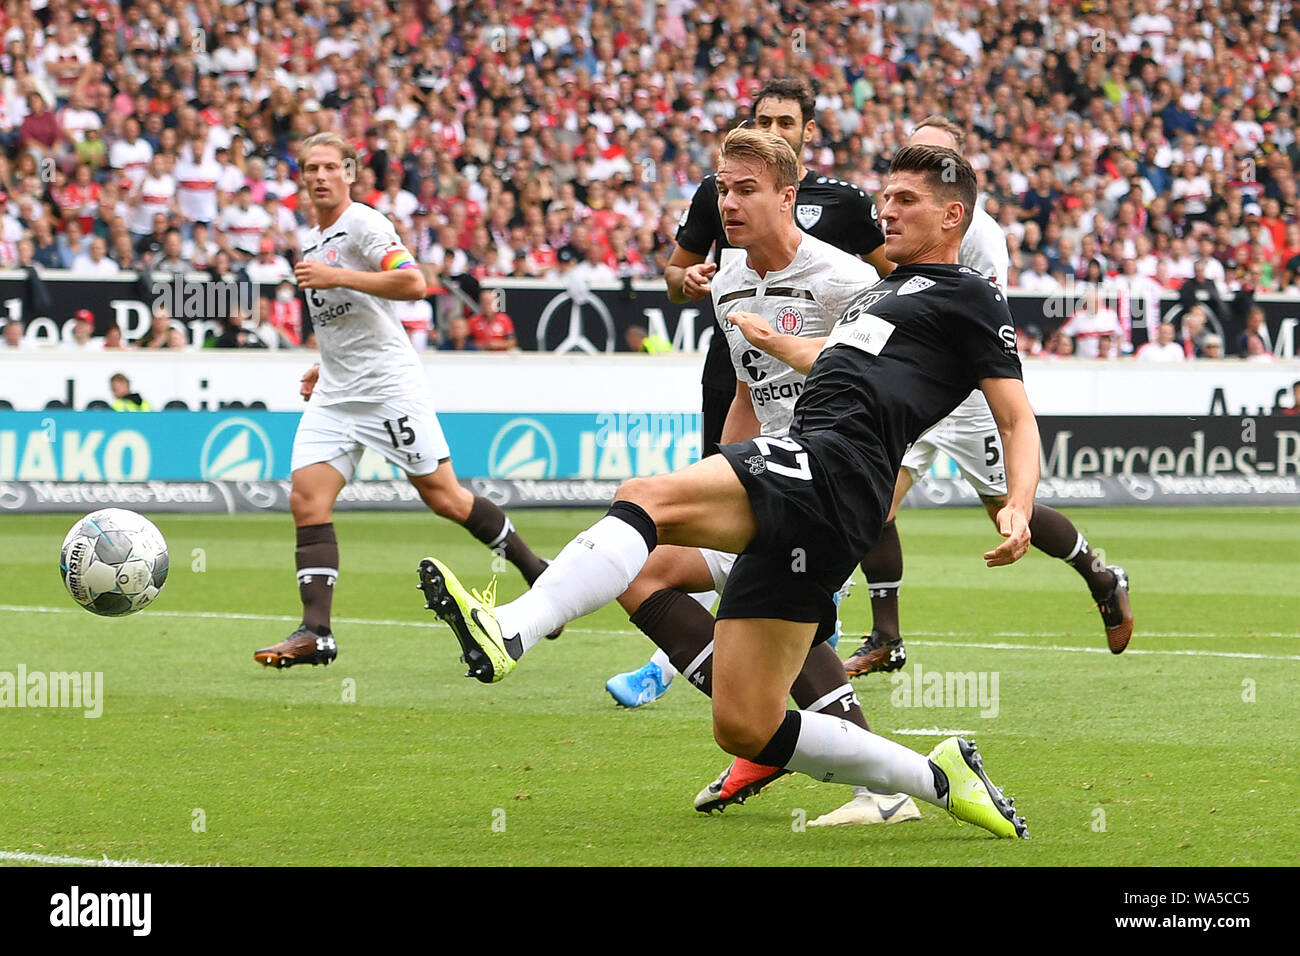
776, 306, 804, 334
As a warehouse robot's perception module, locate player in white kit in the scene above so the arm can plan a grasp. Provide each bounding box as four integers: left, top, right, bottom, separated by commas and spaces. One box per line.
254, 133, 555, 668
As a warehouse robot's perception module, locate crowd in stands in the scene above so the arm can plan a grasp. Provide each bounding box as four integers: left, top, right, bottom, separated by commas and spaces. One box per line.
0, 0, 1297, 358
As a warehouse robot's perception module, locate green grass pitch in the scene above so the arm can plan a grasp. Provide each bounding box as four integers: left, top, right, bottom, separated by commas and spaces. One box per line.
2, 507, 1297, 866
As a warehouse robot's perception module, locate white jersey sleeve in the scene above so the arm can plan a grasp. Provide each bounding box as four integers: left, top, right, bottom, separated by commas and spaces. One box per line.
302, 202, 427, 406
945, 205, 1012, 423
960, 207, 1010, 287
712, 232, 879, 436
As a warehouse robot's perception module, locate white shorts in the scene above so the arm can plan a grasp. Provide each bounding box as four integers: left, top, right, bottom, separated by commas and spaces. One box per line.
901, 393, 1007, 498
700, 548, 737, 593
291, 395, 451, 480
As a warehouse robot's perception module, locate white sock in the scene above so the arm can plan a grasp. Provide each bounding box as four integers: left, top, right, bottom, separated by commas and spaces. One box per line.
783, 711, 945, 808
495, 515, 651, 653
649, 648, 678, 681
690, 589, 718, 612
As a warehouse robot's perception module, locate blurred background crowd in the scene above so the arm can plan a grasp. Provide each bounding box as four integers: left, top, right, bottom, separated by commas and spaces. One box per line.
0, 0, 1297, 357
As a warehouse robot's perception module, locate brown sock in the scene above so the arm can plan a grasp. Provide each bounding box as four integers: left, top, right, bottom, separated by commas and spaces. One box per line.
630, 589, 871, 735
296, 523, 337, 634
791, 642, 870, 731
1028, 506, 1115, 598
628, 588, 716, 694
860, 519, 902, 640
462, 496, 549, 584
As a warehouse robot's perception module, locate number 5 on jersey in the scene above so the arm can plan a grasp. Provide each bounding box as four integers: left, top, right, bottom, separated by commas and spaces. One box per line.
754, 436, 812, 481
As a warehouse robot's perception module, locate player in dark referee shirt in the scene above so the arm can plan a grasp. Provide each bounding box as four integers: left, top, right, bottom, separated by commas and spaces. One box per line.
420, 136, 1035, 838
606, 78, 892, 705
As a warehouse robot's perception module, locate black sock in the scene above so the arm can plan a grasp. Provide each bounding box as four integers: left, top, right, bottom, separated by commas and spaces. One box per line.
791, 642, 870, 731
629, 588, 715, 695
860, 519, 902, 640
1028, 506, 1115, 598
296, 523, 337, 634
462, 496, 549, 584
753, 711, 802, 768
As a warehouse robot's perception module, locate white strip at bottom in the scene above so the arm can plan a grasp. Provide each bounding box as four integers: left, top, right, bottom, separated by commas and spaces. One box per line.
0, 849, 195, 867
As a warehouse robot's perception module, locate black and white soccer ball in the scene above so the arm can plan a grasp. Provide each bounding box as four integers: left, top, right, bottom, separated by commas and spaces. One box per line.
60, 509, 169, 617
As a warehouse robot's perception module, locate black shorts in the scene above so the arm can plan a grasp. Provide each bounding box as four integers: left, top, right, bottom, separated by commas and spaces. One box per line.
716, 432, 892, 644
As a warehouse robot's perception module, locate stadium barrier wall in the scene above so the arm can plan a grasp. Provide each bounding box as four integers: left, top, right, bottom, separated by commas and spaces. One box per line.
1, 271, 1299, 359
1, 409, 1296, 511
2, 350, 1299, 415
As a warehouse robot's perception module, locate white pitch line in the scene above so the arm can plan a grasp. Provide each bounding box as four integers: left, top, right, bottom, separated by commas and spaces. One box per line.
0, 850, 193, 868
893, 728, 976, 736
906, 638, 1300, 662
2, 605, 1297, 661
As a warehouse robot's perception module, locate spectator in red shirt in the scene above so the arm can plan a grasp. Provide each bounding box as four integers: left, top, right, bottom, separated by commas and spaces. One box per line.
19, 92, 60, 155
468, 289, 517, 351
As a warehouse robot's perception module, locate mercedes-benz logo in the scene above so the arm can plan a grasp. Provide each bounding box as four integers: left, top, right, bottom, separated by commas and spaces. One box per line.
470, 478, 513, 507
1118, 474, 1156, 501
236, 481, 281, 509
0, 482, 27, 510
918, 477, 952, 505
536, 289, 617, 354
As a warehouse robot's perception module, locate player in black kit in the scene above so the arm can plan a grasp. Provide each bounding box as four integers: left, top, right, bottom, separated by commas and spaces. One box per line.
419, 137, 1035, 838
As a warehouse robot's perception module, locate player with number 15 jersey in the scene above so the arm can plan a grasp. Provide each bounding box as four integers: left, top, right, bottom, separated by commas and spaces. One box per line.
255, 132, 556, 671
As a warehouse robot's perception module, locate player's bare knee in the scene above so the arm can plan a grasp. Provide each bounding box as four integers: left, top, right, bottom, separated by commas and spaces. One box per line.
289, 487, 330, 525
613, 476, 671, 530
712, 712, 773, 760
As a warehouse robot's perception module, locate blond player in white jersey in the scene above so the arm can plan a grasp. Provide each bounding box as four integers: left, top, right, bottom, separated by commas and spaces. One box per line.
254, 132, 555, 668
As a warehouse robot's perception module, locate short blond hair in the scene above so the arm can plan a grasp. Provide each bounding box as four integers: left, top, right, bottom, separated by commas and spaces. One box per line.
297, 132, 358, 175
718, 127, 799, 191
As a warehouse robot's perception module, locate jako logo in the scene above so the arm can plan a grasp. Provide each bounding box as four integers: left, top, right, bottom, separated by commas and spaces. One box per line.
200, 418, 275, 480
489, 419, 558, 479
50, 886, 151, 936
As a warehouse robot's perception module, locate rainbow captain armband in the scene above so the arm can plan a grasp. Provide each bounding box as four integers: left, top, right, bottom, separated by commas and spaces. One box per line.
381, 247, 417, 270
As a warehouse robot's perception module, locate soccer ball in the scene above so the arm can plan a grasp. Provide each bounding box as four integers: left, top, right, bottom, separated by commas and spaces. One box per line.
60, 509, 169, 617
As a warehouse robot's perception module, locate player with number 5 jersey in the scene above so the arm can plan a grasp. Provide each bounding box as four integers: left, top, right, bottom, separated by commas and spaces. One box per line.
254, 132, 556, 669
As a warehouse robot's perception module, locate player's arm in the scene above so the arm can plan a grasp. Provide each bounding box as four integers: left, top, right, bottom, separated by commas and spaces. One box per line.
727, 310, 826, 375
664, 245, 716, 303
719, 376, 760, 443
296, 242, 427, 300
978, 376, 1039, 567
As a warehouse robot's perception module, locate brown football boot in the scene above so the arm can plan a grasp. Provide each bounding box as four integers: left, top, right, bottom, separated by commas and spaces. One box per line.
1096, 565, 1134, 654
255, 626, 338, 668
843, 630, 907, 678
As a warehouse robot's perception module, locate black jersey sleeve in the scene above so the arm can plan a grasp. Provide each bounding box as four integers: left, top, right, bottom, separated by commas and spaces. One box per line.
839, 185, 885, 258
842, 187, 883, 260
675, 175, 723, 257
956, 272, 1022, 381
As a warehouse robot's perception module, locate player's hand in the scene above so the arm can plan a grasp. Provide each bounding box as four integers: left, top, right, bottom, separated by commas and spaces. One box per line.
728, 310, 775, 350
294, 260, 339, 290
300, 364, 320, 401
985, 506, 1031, 567
681, 262, 717, 299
